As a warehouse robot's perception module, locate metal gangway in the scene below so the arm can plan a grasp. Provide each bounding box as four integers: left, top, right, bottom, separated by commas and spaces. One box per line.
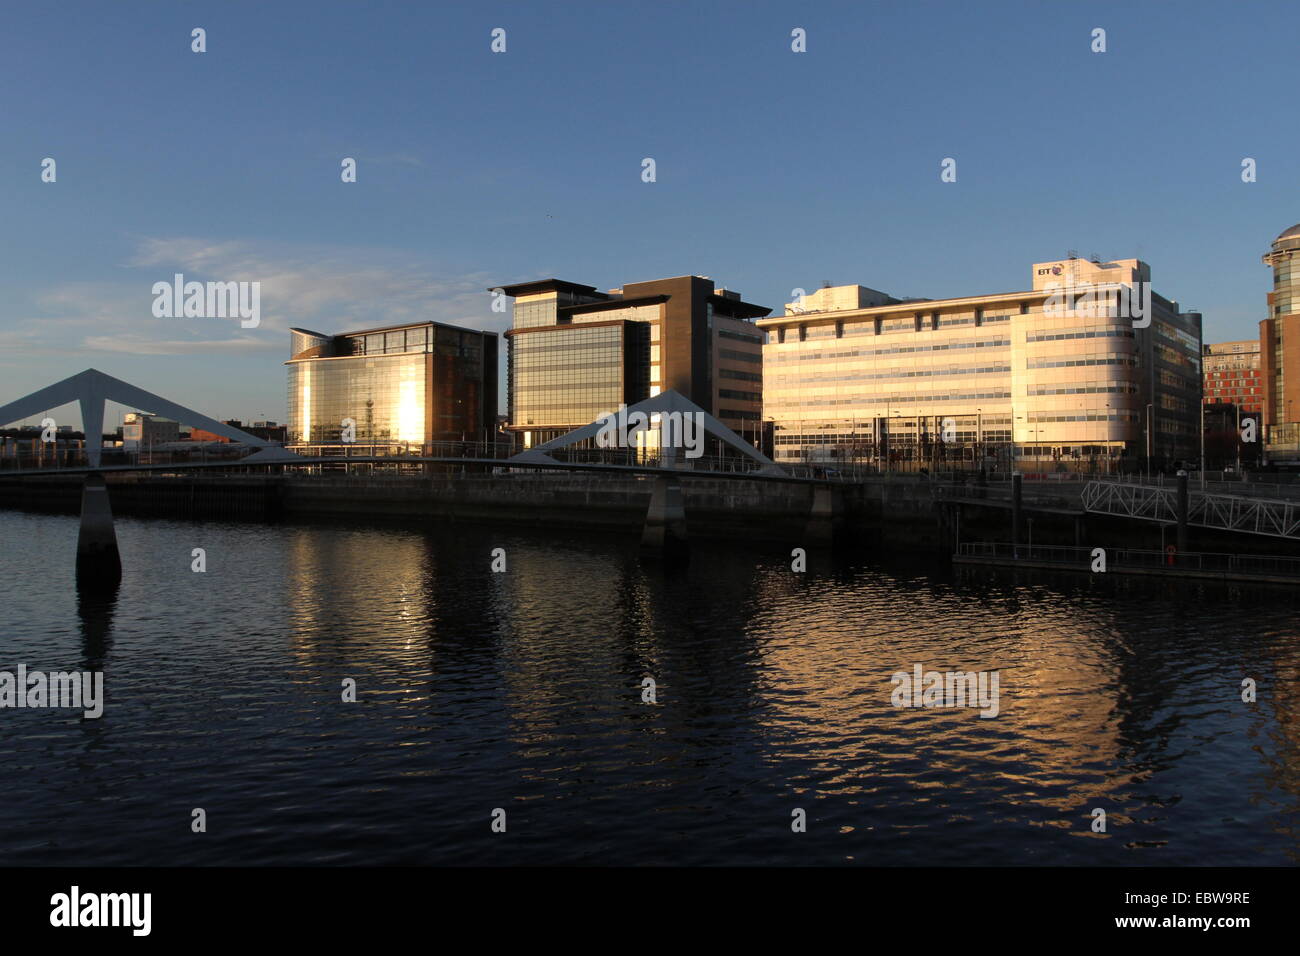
1081, 480, 1300, 540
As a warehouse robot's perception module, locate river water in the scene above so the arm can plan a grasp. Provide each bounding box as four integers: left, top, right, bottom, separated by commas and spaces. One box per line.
1, 508, 1298, 865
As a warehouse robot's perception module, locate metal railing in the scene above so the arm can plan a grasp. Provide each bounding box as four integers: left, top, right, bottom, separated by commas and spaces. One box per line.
955, 541, 1300, 578
1082, 480, 1300, 540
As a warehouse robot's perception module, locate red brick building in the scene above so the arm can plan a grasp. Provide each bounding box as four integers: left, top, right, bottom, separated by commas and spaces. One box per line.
1202, 339, 1262, 417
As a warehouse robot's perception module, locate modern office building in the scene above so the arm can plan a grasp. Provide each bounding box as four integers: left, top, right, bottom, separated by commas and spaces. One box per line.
760, 257, 1202, 470
285, 320, 498, 447
1261, 223, 1300, 460
1202, 340, 1262, 417
495, 276, 770, 449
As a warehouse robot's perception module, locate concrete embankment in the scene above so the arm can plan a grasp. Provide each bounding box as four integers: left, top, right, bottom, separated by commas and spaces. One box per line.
7, 472, 1292, 557
0, 473, 854, 543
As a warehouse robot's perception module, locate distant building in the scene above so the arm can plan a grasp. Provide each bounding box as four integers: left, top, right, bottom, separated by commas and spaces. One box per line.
1202, 340, 1262, 418
189, 420, 288, 444
122, 412, 180, 451
494, 276, 770, 449
286, 321, 498, 447
1260, 223, 1300, 461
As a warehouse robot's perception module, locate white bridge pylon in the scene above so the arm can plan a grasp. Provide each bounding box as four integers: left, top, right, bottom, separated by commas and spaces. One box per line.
0, 368, 301, 468
509, 388, 782, 474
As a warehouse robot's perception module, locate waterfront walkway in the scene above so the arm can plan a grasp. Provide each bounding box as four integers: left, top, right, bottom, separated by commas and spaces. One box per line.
954, 541, 1300, 584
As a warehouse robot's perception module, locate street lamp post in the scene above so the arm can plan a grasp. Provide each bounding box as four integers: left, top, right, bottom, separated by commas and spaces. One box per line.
1105, 401, 1112, 476
1200, 397, 1207, 488
884, 398, 891, 474
893, 409, 901, 473
1279, 400, 1289, 468
1008, 413, 1019, 473
1145, 402, 1154, 479
1236, 403, 1242, 474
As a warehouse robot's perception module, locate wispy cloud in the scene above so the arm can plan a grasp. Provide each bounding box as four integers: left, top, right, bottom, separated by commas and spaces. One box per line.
8, 237, 507, 359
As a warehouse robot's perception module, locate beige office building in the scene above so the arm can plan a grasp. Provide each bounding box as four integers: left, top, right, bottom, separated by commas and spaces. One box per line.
760, 258, 1202, 470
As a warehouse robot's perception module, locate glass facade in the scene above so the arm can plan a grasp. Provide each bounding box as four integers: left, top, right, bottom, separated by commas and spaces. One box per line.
499, 277, 770, 450
510, 325, 627, 428
1271, 244, 1297, 317
511, 295, 559, 330
286, 321, 497, 447
287, 353, 426, 444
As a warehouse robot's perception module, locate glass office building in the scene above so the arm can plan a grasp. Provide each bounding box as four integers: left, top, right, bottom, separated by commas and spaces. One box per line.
496, 276, 769, 449
511, 322, 645, 429
760, 258, 1202, 470
286, 320, 498, 447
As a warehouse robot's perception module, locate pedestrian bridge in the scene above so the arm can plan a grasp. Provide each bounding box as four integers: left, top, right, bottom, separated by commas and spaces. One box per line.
1082, 479, 1300, 541
0, 371, 843, 581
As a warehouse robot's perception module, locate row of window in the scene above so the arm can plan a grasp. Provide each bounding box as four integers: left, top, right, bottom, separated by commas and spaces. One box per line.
1027, 384, 1137, 396
1026, 412, 1141, 424
765, 338, 1010, 364
1025, 328, 1135, 343
780, 311, 1017, 342
767, 390, 1013, 409
1025, 356, 1136, 370
768, 363, 1011, 387
719, 348, 763, 364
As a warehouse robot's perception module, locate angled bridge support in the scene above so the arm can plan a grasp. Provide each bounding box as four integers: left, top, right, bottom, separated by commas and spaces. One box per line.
0, 369, 301, 584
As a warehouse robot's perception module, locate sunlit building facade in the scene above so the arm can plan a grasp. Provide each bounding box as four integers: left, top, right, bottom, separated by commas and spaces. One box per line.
285, 321, 498, 447
1202, 340, 1262, 417
1260, 223, 1300, 461
496, 276, 770, 449
122, 412, 180, 451
760, 258, 1202, 470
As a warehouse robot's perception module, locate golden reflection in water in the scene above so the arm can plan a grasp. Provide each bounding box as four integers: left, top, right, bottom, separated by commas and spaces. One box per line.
741, 569, 1131, 816
276, 526, 1298, 838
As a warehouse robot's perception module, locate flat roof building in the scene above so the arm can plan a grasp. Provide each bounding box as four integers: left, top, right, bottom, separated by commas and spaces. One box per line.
122, 412, 180, 452
495, 275, 770, 450
285, 320, 498, 448
759, 257, 1202, 471
1202, 339, 1262, 418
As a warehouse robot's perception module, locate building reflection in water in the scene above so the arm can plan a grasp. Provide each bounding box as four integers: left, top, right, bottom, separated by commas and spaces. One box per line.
275, 520, 1300, 855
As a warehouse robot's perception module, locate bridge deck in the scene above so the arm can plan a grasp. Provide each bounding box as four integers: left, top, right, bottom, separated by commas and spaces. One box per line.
0, 456, 843, 486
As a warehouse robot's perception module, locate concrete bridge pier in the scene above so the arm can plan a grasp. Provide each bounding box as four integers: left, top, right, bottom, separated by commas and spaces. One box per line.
641, 476, 688, 560
805, 484, 843, 547
76, 473, 121, 587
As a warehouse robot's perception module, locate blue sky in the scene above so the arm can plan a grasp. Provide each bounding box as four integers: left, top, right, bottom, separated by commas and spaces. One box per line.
1, 0, 1296, 427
